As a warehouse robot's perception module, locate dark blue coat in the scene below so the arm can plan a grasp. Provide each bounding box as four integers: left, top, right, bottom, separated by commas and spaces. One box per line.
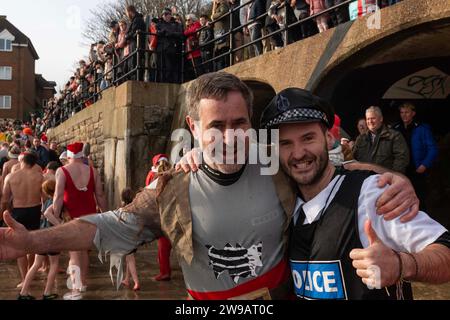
395, 122, 438, 169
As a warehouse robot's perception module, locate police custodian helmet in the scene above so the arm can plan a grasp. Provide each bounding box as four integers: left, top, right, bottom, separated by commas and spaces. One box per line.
260, 88, 335, 129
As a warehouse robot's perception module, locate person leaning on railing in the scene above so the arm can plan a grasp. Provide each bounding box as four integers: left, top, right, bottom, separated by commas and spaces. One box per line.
248, 0, 266, 56
290, 0, 317, 40
228, 0, 244, 63
115, 20, 130, 83
305, 0, 329, 33
125, 5, 146, 81
156, 8, 184, 84
325, 0, 350, 27
211, 0, 230, 71
184, 14, 203, 81
198, 14, 214, 74
266, 0, 286, 50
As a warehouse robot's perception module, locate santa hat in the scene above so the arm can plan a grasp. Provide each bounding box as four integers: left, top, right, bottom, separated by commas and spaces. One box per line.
67, 142, 84, 159
40, 134, 48, 143
23, 127, 33, 136
330, 114, 341, 140
146, 154, 169, 186
152, 154, 169, 169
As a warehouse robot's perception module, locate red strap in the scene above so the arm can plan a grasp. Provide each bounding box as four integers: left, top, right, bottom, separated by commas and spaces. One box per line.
61, 167, 75, 188
187, 258, 290, 300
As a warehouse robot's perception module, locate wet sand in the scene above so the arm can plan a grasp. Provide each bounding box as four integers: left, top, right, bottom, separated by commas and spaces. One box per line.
0, 242, 449, 300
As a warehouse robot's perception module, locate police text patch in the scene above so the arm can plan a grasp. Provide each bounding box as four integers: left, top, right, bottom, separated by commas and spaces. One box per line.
290, 260, 347, 300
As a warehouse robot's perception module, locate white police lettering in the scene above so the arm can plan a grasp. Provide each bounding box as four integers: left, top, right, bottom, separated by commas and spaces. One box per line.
293, 270, 337, 293
323, 271, 338, 293
290, 260, 347, 299
313, 271, 323, 292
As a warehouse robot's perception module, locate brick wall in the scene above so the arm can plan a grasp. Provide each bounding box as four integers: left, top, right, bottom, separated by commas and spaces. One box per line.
0, 45, 35, 119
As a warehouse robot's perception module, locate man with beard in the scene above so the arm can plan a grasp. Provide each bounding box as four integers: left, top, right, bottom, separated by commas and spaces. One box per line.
260, 88, 450, 299
0, 73, 420, 300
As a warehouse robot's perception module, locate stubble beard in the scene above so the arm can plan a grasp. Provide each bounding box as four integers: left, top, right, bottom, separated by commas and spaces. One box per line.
286, 145, 329, 187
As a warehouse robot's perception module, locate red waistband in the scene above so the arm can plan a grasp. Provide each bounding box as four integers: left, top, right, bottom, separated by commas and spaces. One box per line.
187, 258, 289, 300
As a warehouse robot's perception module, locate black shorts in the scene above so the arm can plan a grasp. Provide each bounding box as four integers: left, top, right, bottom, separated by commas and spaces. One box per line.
37, 252, 60, 257
12, 205, 42, 231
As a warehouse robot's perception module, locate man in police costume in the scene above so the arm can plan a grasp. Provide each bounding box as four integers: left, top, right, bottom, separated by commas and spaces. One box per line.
260, 88, 450, 300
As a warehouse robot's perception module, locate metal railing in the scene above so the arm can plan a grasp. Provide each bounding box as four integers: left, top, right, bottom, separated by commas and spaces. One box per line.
46, 0, 397, 128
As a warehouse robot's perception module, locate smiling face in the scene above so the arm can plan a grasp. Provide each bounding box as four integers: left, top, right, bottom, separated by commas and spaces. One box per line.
186, 91, 252, 174
366, 111, 383, 133
279, 122, 331, 187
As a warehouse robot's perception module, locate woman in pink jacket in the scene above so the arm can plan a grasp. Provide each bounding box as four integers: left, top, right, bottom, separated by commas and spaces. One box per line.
115, 20, 130, 80
306, 0, 329, 33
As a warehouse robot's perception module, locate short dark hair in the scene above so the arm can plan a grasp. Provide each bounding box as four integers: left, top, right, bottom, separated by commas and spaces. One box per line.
23, 152, 37, 167
109, 20, 118, 28
200, 14, 209, 20
97, 40, 105, 45
121, 188, 136, 205
187, 72, 253, 120
46, 161, 60, 171
126, 5, 136, 13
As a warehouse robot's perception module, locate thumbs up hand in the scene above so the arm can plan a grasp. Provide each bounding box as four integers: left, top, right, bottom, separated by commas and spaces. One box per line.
0, 211, 30, 261
349, 220, 401, 289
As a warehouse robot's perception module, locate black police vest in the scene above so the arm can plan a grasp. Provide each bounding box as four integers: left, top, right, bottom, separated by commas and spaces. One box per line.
289, 170, 413, 300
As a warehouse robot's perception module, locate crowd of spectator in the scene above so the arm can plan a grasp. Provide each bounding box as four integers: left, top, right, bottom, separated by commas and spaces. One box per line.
38, 0, 404, 129
0, 120, 63, 172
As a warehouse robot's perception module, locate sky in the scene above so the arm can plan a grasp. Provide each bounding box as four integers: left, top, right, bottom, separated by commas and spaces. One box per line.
1, 0, 107, 91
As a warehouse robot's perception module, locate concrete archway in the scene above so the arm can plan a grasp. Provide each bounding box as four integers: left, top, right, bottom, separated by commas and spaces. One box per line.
312, 18, 450, 134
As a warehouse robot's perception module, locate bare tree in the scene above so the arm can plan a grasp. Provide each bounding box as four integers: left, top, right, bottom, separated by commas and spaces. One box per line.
82, 0, 211, 44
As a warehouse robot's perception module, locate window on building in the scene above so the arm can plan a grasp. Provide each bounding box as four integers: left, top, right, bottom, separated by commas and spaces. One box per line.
0, 96, 12, 109
0, 39, 12, 51
0, 66, 12, 80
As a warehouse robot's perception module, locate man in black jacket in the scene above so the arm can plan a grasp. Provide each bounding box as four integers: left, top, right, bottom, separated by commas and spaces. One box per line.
199, 15, 214, 73
248, 0, 267, 56
290, 0, 317, 39
156, 8, 184, 83
125, 5, 147, 81
325, 0, 350, 27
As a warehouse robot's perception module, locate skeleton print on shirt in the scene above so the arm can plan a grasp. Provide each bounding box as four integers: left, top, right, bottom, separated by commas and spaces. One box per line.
206, 242, 263, 283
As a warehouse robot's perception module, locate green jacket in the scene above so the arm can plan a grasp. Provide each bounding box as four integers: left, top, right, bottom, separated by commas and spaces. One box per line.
353, 125, 409, 173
